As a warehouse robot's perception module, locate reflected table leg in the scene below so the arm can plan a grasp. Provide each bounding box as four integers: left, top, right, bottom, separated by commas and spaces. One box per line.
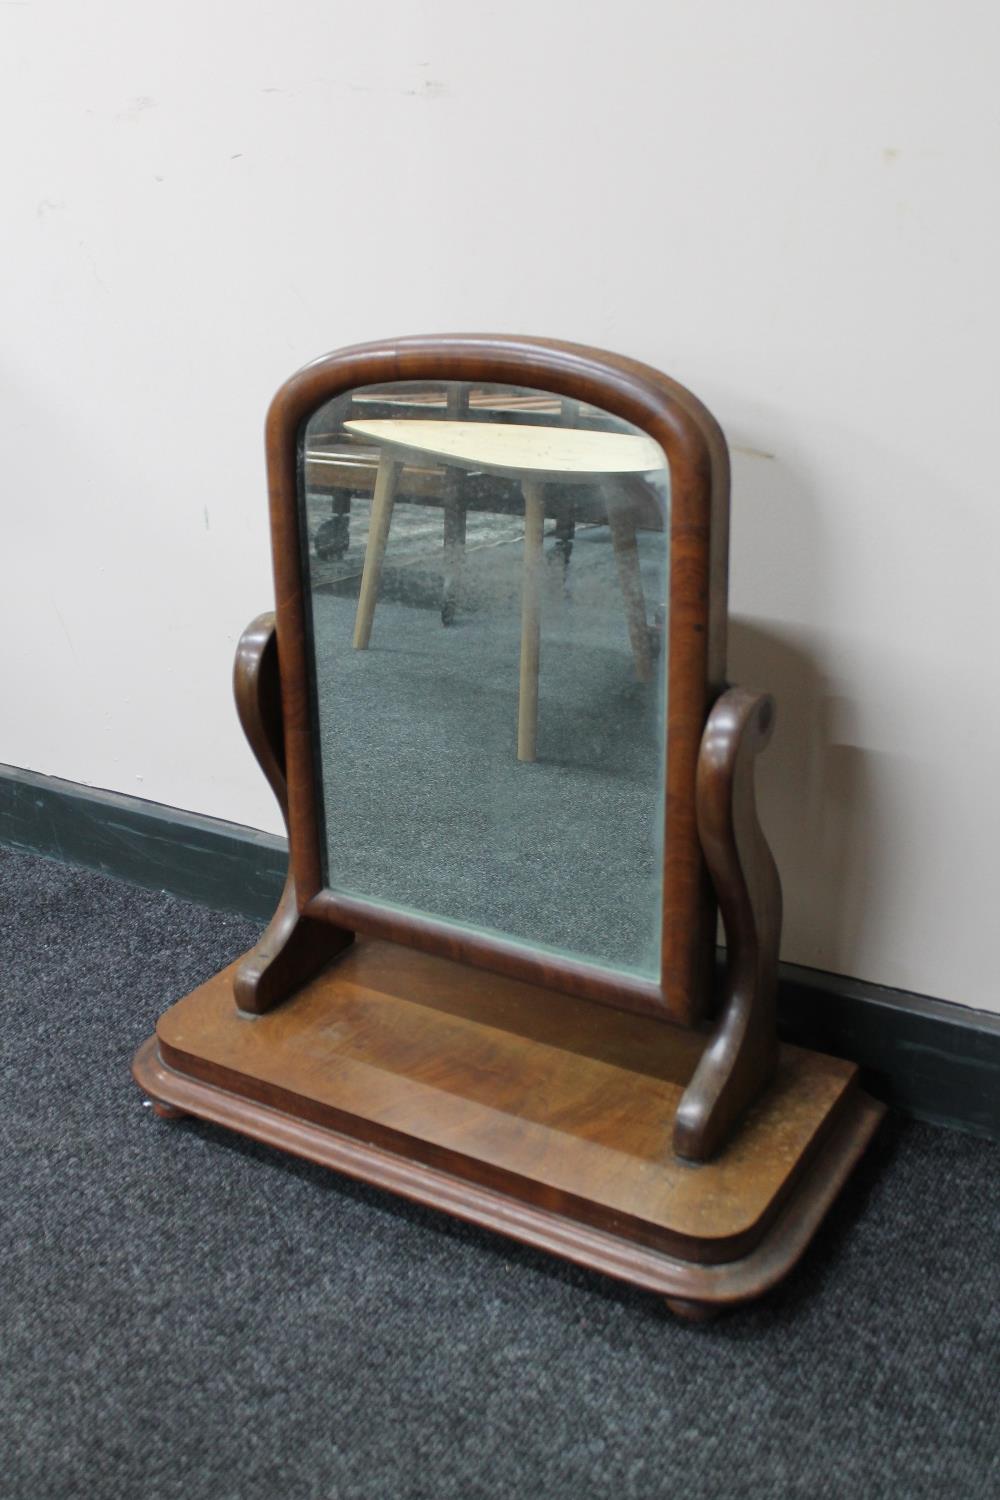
518, 480, 546, 762
353, 454, 401, 650
441, 476, 467, 626
607, 493, 653, 683
549, 494, 575, 592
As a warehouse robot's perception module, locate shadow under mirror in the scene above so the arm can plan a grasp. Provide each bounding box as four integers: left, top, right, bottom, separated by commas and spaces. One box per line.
298, 380, 670, 979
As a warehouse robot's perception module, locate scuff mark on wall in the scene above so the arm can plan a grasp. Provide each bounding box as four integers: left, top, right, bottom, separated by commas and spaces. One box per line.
263, 75, 448, 100
51, 604, 81, 666
122, 95, 156, 120
78, 240, 108, 293
403, 79, 447, 99
732, 444, 776, 461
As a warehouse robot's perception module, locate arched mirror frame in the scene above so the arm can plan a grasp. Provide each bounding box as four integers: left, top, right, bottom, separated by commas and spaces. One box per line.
133, 334, 884, 1316
263, 334, 730, 1028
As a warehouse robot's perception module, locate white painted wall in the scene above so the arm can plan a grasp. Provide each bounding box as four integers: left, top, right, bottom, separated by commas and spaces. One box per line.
3, 0, 998, 1010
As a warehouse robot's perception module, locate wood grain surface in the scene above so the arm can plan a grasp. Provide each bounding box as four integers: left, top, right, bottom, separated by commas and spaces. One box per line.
155, 938, 860, 1265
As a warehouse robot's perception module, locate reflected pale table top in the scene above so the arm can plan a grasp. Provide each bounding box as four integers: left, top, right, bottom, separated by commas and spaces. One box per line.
342, 419, 663, 483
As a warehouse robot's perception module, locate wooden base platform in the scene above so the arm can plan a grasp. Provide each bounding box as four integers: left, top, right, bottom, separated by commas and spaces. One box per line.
133, 938, 884, 1315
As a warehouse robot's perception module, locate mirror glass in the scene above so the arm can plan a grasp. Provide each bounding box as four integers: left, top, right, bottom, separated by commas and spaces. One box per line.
298, 380, 670, 979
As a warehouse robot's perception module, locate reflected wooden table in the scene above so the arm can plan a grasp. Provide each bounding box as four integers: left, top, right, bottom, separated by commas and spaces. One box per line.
343, 418, 665, 762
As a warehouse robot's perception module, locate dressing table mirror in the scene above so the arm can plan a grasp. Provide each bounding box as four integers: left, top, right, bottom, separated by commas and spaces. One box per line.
133, 336, 883, 1317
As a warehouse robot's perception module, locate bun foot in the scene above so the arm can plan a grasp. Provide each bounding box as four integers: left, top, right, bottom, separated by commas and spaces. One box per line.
149, 1099, 187, 1120
664, 1296, 720, 1323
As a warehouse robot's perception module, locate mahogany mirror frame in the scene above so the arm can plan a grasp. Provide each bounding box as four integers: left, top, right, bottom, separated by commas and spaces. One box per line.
265, 333, 730, 1029
132, 333, 885, 1317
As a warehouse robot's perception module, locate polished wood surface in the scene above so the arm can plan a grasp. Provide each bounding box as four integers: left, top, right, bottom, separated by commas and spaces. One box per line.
230, 613, 352, 1014
134, 1034, 883, 1313
265, 335, 730, 1027
133, 939, 884, 1309
342, 418, 664, 480
674, 688, 782, 1159
150, 939, 859, 1258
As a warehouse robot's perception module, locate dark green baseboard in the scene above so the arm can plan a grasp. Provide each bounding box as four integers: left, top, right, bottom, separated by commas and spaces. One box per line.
0, 763, 287, 921
2, 761, 998, 1142
773, 961, 1000, 1140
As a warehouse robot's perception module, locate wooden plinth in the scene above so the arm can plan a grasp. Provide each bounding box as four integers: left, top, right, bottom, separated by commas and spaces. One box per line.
133, 938, 884, 1313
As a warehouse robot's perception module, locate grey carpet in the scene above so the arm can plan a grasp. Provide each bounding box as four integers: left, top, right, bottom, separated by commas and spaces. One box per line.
308, 521, 668, 977
1, 845, 998, 1500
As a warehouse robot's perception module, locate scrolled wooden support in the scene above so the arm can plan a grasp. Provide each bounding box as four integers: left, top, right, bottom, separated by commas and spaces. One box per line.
232, 613, 353, 1015
673, 687, 782, 1162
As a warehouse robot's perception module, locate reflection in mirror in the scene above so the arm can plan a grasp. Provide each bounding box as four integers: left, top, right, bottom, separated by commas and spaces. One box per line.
299, 381, 670, 979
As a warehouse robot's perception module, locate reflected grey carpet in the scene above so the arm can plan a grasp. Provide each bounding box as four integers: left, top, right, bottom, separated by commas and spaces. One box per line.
2, 845, 998, 1500
309, 521, 667, 977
